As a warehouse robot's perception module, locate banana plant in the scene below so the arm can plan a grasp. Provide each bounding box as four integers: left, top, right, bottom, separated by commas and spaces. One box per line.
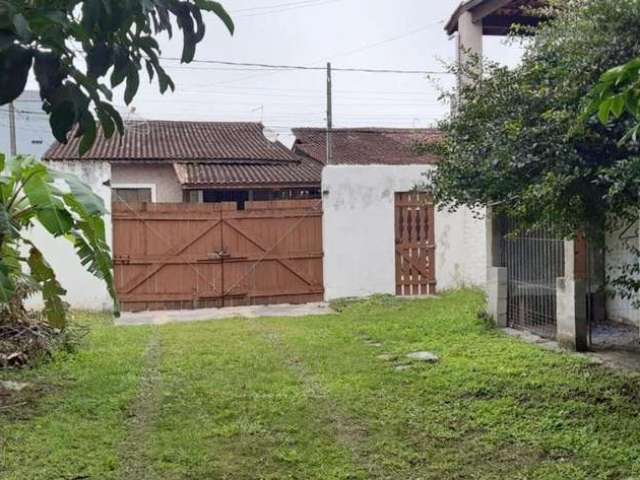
0, 154, 116, 328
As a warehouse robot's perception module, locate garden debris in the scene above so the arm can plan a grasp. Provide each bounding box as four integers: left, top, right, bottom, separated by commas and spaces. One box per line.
0, 323, 88, 369
406, 351, 439, 363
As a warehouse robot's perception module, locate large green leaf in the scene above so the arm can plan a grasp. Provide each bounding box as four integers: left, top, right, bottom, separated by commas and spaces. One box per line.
0, 45, 33, 105
27, 247, 67, 328
124, 63, 140, 105
55, 171, 106, 216
21, 163, 74, 235
195, 0, 234, 34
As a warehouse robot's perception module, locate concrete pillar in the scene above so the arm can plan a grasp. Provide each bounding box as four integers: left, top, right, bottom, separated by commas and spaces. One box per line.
456, 11, 483, 90
487, 267, 508, 327
485, 208, 506, 326
556, 240, 589, 351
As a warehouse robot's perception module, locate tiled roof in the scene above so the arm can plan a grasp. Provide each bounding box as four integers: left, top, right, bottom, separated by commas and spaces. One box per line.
45, 121, 299, 162
291, 128, 442, 166
173, 157, 322, 188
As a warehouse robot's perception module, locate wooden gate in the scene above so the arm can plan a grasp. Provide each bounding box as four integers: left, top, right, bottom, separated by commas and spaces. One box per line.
394, 192, 436, 296
112, 200, 323, 312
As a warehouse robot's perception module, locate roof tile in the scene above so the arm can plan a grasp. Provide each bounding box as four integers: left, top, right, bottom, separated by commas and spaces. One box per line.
45, 121, 299, 162
292, 128, 442, 166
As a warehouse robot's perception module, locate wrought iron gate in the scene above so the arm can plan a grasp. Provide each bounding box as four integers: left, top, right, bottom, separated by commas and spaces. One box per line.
501, 218, 565, 339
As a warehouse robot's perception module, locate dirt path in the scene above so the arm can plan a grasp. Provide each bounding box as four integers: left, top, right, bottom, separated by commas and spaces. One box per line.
118, 329, 163, 480
249, 321, 380, 478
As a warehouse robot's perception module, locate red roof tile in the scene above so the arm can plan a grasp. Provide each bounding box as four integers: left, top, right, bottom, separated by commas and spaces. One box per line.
174, 157, 322, 188
291, 128, 442, 166
45, 121, 299, 162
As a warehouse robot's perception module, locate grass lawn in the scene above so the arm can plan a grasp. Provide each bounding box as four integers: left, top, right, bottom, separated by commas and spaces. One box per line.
2, 290, 640, 479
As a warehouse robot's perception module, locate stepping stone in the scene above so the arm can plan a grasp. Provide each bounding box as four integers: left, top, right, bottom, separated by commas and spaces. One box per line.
406, 352, 439, 363
394, 364, 412, 372
367, 342, 383, 348
377, 354, 395, 361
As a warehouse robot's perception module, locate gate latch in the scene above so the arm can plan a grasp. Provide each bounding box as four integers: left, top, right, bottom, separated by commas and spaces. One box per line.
208, 249, 230, 260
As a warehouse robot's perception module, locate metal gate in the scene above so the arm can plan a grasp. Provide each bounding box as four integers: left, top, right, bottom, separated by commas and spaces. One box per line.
501, 218, 565, 339
112, 200, 324, 312
394, 192, 436, 296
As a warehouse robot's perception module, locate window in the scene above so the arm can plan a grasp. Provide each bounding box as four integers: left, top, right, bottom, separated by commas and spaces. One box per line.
113, 187, 153, 203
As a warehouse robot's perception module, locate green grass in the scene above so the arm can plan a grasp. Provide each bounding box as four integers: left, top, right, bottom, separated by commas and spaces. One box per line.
2, 290, 640, 479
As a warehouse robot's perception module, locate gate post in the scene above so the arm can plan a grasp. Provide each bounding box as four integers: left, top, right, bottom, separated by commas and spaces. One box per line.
556, 239, 588, 351
487, 267, 508, 327
486, 207, 507, 326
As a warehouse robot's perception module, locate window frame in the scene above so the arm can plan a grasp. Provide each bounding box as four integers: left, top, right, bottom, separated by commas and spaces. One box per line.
111, 183, 157, 203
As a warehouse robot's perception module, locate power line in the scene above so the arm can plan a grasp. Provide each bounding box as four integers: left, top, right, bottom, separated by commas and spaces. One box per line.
234, 0, 339, 13
237, 0, 343, 17
160, 57, 451, 75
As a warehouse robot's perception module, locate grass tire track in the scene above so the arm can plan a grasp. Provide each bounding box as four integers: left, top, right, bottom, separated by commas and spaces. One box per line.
118, 328, 162, 480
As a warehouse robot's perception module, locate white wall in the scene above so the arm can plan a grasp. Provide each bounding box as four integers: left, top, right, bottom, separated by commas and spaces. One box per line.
111, 163, 183, 202
321, 165, 487, 301
27, 160, 114, 311
605, 223, 640, 326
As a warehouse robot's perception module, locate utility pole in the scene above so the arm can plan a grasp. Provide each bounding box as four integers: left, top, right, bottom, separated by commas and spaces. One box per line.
8, 101, 16, 157
326, 62, 333, 165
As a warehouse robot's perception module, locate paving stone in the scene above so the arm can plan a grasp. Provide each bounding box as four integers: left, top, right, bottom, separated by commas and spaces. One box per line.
406, 351, 439, 363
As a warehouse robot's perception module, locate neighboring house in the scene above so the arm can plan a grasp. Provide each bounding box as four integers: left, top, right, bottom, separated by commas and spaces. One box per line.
45, 121, 322, 209
291, 127, 487, 301
0, 90, 54, 159
292, 127, 442, 166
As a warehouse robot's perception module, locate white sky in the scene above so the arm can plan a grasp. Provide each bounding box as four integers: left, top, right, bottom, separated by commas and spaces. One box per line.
30, 0, 525, 144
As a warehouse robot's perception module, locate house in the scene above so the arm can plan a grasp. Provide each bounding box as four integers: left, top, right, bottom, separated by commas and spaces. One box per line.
1, 90, 54, 159
45, 121, 322, 209
291, 127, 487, 301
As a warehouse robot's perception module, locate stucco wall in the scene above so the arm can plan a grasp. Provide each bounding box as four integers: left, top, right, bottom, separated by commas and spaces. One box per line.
28, 161, 114, 310
605, 224, 640, 326
321, 165, 487, 301
111, 163, 183, 203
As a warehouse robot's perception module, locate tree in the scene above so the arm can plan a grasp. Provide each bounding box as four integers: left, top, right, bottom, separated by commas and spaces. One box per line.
0, 0, 234, 153
0, 155, 114, 327
431, 0, 640, 301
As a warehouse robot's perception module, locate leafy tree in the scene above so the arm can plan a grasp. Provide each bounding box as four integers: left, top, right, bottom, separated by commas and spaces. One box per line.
0, 155, 114, 327
431, 0, 640, 301
0, 0, 234, 153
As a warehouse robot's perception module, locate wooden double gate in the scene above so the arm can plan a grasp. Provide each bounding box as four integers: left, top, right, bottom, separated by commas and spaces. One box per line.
112, 200, 323, 312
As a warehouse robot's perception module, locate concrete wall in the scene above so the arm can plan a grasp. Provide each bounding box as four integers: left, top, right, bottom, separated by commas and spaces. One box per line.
321, 165, 487, 301
111, 163, 183, 203
28, 160, 114, 310
606, 224, 640, 326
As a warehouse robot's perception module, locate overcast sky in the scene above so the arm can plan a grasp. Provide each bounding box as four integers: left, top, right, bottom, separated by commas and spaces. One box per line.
28, 0, 525, 145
